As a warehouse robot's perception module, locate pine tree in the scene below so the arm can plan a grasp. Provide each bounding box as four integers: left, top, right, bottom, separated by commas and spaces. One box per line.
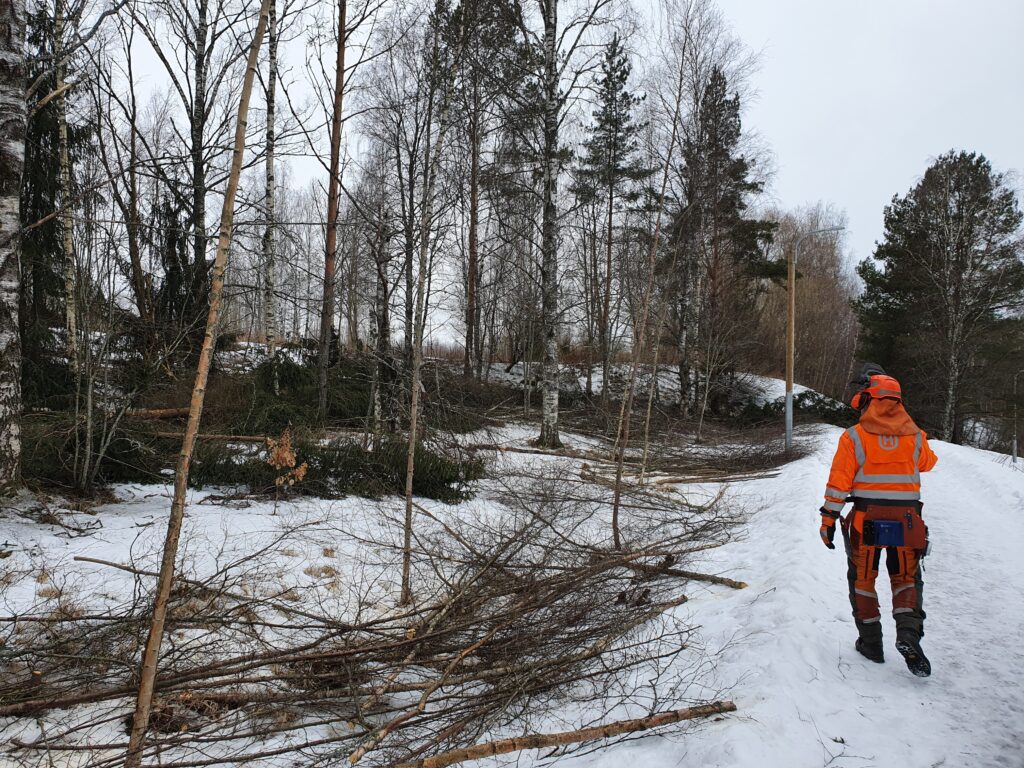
857, 150, 1024, 443
575, 34, 652, 407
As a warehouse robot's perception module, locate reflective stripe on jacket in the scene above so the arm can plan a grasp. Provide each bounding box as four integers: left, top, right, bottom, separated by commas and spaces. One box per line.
822, 424, 938, 513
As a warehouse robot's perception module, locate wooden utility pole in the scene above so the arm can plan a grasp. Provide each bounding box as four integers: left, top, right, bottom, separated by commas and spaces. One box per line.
123, 3, 271, 764
784, 241, 795, 452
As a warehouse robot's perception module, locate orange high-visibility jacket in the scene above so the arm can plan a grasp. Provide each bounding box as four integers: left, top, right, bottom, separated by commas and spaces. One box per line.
823, 399, 938, 513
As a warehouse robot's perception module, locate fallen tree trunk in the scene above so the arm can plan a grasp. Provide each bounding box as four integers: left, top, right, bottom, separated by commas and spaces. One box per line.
151, 431, 267, 443
468, 443, 611, 463
671, 570, 747, 589
394, 701, 737, 768
652, 471, 782, 485
126, 408, 191, 420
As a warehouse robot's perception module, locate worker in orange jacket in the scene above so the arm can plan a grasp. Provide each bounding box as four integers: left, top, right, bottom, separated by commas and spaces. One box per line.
819, 364, 938, 677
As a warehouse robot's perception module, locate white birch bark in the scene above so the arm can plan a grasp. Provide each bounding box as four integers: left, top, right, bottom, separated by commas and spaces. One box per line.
538, 0, 561, 447
262, 0, 278, 391
54, 0, 78, 376
0, 0, 26, 492
317, 0, 346, 418
401, 12, 466, 605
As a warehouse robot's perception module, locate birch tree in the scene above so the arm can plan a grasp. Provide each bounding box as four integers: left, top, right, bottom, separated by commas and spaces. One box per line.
262, 0, 278, 390
400, 0, 466, 605
509, 0, 616, 447
0, 0, 26, 492
316, 0, 346, 418
124, 1, 272, 762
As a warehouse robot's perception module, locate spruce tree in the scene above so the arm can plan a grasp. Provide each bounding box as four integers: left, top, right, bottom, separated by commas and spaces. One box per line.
19, 0, 90, 409
857, 150, 1024, 443
671, 67, 775, 421
575, 34, 652, 406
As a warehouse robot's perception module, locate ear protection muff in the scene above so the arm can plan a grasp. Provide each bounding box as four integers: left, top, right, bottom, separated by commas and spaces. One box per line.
850, 391, 867, 410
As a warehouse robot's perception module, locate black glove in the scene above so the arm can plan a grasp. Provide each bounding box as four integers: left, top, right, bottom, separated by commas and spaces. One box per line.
819, 509, 839, 550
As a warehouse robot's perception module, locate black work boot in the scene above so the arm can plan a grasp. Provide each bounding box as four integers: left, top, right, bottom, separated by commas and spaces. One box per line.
855, 637, 885, 663
895, 630, 931, 677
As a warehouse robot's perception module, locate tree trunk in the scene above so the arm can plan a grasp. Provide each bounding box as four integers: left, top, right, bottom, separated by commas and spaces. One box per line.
537, 0, 561, 448
262, 0, 278, 393
394, 702, 736, 768
125, 81, 148, 325
464, 79, 479, 379
123, 4, 271, 763
317, 0, 347, 419
402, 13, 464, 605
54, 0, 78, 377
189, 0, 210, 316
609, 41, 687, 549
347, 223, 359, 350
404, 175, 415, 379
0, 0, 26, 493
942, 337, 960, 443
600, 183, 613, 410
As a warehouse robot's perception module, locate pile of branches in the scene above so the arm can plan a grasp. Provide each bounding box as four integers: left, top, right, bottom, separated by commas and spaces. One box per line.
0, 468, 739, 767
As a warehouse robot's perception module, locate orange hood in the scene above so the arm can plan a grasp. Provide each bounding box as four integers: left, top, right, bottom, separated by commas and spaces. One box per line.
858, 398, 920, 436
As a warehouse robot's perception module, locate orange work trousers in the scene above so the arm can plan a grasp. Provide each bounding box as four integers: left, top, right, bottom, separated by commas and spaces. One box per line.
841, 507, 926, 642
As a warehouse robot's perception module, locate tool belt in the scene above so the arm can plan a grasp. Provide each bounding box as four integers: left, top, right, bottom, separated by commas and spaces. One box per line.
849, 499, 928, 550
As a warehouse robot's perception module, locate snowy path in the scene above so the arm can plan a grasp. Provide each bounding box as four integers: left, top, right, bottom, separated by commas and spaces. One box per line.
571, 427, 1024, 768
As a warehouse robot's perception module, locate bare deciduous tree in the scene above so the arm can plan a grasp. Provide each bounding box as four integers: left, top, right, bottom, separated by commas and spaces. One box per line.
124, 3, 272, 762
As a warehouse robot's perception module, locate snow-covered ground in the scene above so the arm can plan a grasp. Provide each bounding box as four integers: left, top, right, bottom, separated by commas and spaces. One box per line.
2, 423, 1022, 767
483, 362, 819, 409
567, 428, 1024, 768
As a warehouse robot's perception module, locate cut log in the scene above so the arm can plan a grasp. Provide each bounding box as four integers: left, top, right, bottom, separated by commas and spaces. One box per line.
668, 569, 747, 590
394, 701, 736, 768
627, 561, 746, 589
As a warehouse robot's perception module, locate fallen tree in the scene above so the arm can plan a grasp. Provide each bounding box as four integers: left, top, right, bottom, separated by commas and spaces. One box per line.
394, 702, 737, 768
1, 461, 741, 767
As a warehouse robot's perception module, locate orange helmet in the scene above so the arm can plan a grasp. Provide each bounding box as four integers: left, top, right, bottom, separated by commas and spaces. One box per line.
850, 370, 902, 410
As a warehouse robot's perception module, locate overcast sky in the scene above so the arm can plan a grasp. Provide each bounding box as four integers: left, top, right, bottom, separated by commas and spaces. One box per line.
710, 0, 1024, 266
125, 0, 1024, 305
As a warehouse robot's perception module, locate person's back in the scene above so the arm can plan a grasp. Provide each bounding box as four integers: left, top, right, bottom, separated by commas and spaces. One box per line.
819, 364, 937, 677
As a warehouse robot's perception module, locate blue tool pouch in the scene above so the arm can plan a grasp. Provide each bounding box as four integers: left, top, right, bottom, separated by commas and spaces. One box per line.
863, 519, 905, 547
